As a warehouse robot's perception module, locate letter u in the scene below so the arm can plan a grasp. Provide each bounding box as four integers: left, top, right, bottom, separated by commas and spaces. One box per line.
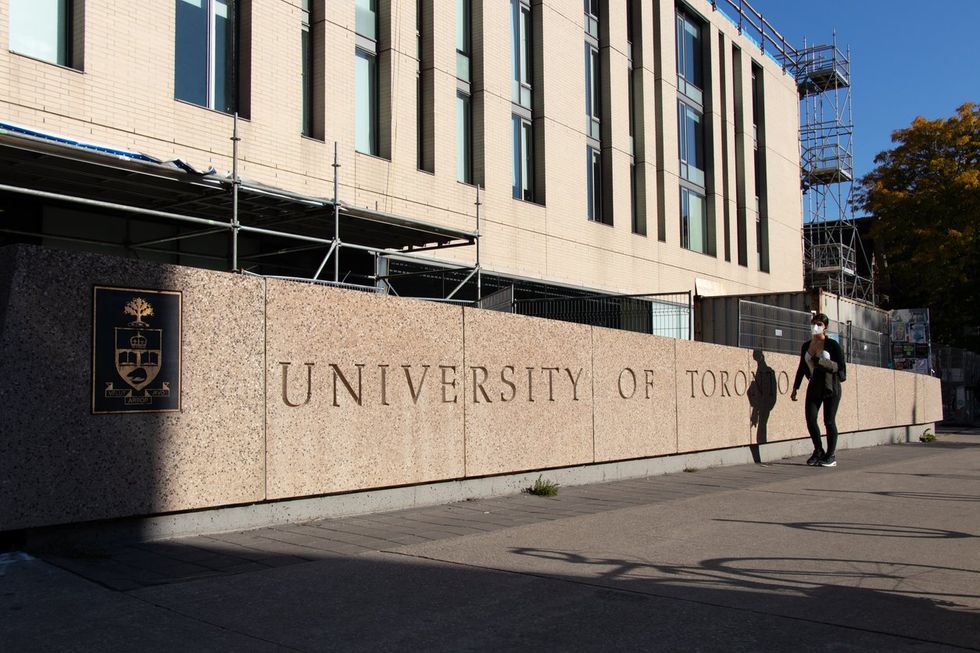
281, 362, 314, 407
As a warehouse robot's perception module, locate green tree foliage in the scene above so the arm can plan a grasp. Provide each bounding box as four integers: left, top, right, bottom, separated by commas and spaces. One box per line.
857, 102, 979, 350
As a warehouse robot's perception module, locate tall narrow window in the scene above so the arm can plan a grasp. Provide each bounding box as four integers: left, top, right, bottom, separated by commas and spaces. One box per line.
628, 0, 645, 235
457, 91, 472, 183
301, 1, 313, 136
175, 0, 239, 113
9, 0, 74, 67
456, 0, 473, 183
511, 0, 534, 201
417, 0, 434, 171
355, 0, 378, 155
680, 187, 707, 253
676, 8, 711, 254
584, 0, 609, 224
752, 63, 769, 272
587, 146, 603, 222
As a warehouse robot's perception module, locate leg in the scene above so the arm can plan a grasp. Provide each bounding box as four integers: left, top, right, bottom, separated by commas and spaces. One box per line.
804, 390, 824, 454
822, 392, 841, 456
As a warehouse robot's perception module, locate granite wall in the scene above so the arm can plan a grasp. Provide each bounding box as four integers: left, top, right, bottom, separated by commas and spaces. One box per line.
0, 246, 943, 531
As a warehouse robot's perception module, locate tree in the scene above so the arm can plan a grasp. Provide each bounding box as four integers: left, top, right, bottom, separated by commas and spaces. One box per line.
857, 102, 980, 351
124, 297, 154, 327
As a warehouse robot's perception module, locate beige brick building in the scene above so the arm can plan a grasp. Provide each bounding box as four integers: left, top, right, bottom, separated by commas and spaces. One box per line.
0, 0, 803, 306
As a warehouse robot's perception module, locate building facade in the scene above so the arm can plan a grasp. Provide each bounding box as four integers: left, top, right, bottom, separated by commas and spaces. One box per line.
0, 0, 803, 301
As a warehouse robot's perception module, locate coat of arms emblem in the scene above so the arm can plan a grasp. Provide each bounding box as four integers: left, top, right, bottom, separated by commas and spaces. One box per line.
92, 287, 181, 413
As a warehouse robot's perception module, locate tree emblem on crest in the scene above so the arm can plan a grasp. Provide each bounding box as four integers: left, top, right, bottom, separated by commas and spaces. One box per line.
124, 297, 154, 327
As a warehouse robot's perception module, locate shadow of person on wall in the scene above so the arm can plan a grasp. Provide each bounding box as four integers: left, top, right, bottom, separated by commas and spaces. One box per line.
748, 349, 777, 463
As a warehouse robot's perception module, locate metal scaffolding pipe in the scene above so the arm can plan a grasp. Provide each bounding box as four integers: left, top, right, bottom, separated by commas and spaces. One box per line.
0, 182, 232, 229
333, 141, 340, 283
231, 113, 241, 272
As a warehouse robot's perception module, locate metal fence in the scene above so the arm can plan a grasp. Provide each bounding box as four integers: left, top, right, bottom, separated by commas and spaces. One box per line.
738, 300, 812, 355
738, 299, 888, 367
844, 322, 888, 368
937, 346, 980, 425
512, 291, 692, 339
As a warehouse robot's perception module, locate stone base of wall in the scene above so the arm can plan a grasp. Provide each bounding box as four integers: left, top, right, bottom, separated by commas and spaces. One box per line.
13, 424, 934, 549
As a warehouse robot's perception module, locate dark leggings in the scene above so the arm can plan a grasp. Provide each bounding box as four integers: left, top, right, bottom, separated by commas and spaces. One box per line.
805, 387, 840, 455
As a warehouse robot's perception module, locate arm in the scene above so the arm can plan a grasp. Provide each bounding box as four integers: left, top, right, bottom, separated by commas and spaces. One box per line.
791, 344, 809, 401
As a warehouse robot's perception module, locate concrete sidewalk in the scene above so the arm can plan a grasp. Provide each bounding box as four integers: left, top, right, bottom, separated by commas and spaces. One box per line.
3, 431, 979, 652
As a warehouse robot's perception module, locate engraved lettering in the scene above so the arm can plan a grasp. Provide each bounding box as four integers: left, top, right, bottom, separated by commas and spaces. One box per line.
330, 363, 365, 406
500, 365, 517, 402
686, 370, 698, 398
778, 370, 790, 395
644, 369, 655, 399
402, 364, 430, 405
542, 367, 559, 401
618, 368, 637, 399
280, 362, 314, 408
565, 367, 583, 401
439, 365, 458, 403
379, 364, 390, 406
701, 370, 717, 397
720, 370, 731, 397
733, 370, 748, 396
472, 366, 492, 403
526, 367, 535, 402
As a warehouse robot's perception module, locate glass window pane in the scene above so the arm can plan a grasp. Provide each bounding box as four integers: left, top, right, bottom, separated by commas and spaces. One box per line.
213, 0, 236, 113
356, 49, 377, 155
689, 191, 705, 253
512, 115, 521, 199
301, 25, 311, 135
356, 0, 377, 41
521, 120, 533, 200
175, 0, 209, 106
457, 92, 471, 183
456, 0, 470, 54
10, 0, 68, 65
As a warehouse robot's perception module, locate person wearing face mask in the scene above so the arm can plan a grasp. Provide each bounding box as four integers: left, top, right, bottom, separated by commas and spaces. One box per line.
791, 313, 846, 467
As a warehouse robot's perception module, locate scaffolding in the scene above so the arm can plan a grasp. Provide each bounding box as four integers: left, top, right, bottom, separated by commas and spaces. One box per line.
0, 118, 482, 303
795, 38, 875, 304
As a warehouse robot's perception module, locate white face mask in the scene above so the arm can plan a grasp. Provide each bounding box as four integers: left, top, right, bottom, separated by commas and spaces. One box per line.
812, 324, 825, 336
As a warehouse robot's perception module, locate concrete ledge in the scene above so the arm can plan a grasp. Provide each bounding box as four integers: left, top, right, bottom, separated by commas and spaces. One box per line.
16, 423, 934, 549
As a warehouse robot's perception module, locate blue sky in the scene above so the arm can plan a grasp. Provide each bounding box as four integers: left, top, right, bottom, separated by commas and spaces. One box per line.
741, 0, 980, 181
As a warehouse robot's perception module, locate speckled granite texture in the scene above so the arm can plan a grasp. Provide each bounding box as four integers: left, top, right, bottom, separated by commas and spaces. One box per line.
0, 245, 265, 531
461, 309, 594, 477
592, 327, 676, 462
674, 340, 752, 453
0, 245, 945, 531
264, 280, 465, 500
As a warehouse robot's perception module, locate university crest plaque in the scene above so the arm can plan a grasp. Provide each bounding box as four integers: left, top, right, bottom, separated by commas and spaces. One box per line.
92, 286, 182, 414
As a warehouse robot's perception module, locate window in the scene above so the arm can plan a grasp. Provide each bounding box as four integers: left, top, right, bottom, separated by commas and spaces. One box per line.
456, 0, 472, 183
512, 115, 533, 200
355, 48, 378, 155
587, 146, 603, 222
584, 1, 608, 224
752, 63, 769, 272
355, 0, 378, 155
678, 102, 705, 186
680, 187, 707, 254
585, 44, 601, 140
9, 0, 75, 67
511, 0, 532, 108
676, 7, 711, 254
175, 0, 239, 113
457, 91, 472, 184
676, 10, 702, 104
627, 0, 644, 235
511, 0, 536, 202
301, 1, 314, 136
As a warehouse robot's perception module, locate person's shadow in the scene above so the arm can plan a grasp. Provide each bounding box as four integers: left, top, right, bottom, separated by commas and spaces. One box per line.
748, 349, 778, 463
